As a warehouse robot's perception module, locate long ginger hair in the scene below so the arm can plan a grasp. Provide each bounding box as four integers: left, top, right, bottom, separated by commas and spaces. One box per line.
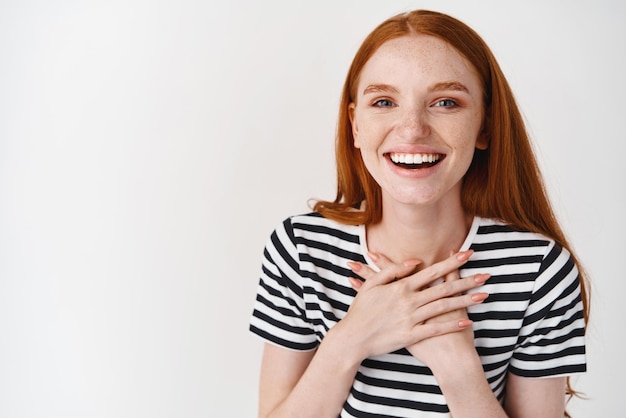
313, 9, 589, 413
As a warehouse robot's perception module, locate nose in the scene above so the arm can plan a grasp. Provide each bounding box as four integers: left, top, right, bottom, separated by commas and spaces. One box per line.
397, 107, 430, 140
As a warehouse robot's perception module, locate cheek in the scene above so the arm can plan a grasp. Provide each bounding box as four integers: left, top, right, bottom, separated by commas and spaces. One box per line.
450, 121, 482, 151
358, 145, 383, 174
353, 119, 384, 149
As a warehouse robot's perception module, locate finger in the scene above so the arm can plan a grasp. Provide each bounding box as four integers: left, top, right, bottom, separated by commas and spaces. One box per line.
427, 268, 458, 289
410, 317, 475, 343
426, 258, 460, 288
444, 270, 459, 283
368, 252, 423, 285
347, 258, 419, 289
443, 250, 460, 283
348, 276, 363, 291
439, 269, 462, 297
412, 291, 489, 324
417, 273, 490, 306
408, 250, 473, 289
369, 251, 421, 271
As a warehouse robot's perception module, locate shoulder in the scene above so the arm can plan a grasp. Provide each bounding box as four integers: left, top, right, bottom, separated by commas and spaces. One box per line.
265, 212, 366, 267
474, 217, 553, 243
471, 217, 556, 255
274, 212, 363, 244
470, 217, 579, 293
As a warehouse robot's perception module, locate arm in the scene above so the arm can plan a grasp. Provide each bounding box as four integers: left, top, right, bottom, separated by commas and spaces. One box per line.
408, 268, 508, 417
504, 374, 566, 418
502, 242, 585, 417
258, 334, 360, 418
259, 345, 316, 417
427, 353, 567, 418
428, 347, 508, 418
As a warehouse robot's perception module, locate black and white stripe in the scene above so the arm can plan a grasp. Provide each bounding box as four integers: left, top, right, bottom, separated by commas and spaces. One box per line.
250, 213, 586, 417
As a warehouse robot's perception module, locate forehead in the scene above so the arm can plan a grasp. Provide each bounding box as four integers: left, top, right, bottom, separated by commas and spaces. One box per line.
357, 34, 481, 93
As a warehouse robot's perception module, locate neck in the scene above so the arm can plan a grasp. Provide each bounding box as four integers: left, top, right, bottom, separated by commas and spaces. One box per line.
366, 197, 472, 267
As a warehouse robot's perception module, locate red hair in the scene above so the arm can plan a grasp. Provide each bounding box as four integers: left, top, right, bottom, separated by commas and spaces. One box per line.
313, 10, 589, 412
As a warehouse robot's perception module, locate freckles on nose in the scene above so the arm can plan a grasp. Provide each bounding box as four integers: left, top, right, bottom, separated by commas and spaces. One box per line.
399, 111, 430, 137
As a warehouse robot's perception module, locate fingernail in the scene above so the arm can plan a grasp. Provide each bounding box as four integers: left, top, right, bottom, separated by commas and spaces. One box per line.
471, 292, 489, 302
403, 258, 421, 267
474, 273, 490, 284
456, 250, 473, 261
458, 319, 473, 328
368, 251, 379, 261
347, 261, 361, 271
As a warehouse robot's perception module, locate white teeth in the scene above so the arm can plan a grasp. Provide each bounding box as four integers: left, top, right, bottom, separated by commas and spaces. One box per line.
390, 153, 441, 164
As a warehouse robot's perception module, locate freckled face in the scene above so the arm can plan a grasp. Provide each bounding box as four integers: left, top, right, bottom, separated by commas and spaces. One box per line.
349, 34, 487, 209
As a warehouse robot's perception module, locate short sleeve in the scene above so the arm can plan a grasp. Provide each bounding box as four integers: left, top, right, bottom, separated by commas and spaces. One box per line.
509, 241, 587, 377
249, 217, 318, 351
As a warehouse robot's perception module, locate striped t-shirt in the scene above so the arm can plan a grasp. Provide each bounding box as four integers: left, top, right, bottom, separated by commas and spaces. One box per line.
250, 212, 586, 417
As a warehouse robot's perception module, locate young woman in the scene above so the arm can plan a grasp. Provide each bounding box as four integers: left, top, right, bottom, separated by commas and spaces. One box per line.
249, 9, 588, 418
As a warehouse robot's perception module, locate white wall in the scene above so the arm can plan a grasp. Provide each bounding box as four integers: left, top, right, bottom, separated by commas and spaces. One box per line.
1, 1, 623, 416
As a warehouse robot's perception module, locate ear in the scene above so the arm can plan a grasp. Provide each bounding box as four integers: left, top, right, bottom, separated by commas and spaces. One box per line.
348, 103, 360, 148
475, 130, 489, 150
476, 112, 489, 150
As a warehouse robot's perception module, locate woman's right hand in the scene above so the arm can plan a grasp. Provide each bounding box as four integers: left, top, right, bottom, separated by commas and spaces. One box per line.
339, 250, 489, 361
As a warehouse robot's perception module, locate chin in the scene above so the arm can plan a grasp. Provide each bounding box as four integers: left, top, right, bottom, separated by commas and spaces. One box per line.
388, 193, 439, 206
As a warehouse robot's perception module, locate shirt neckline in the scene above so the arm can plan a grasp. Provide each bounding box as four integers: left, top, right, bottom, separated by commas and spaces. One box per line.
357, 216, 481, 270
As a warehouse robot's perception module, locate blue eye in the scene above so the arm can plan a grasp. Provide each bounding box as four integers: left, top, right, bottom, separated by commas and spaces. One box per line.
434, 99, 458, 107
373, 99, 395, 107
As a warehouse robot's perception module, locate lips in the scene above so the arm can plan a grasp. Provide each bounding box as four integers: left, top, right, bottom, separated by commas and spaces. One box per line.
388, 152, 444, 169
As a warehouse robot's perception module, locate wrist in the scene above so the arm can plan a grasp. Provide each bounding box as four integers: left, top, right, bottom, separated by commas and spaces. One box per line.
431, 355, 505, 418
429, 348, 484, 386
322, 321, 368, 370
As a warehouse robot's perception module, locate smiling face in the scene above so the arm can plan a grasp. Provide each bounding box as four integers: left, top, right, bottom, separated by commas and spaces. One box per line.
349, 34, 487, 211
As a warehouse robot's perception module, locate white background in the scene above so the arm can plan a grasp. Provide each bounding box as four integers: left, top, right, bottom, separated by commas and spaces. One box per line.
1, 1, 624, 417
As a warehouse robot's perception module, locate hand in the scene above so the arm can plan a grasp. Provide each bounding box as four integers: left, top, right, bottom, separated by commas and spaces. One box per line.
343, 250, 489, 362
405, 265, 483, 368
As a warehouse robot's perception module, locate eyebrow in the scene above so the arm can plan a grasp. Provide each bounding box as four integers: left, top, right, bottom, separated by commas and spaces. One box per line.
429, 81, 470, 94
362, 84, 399, 95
